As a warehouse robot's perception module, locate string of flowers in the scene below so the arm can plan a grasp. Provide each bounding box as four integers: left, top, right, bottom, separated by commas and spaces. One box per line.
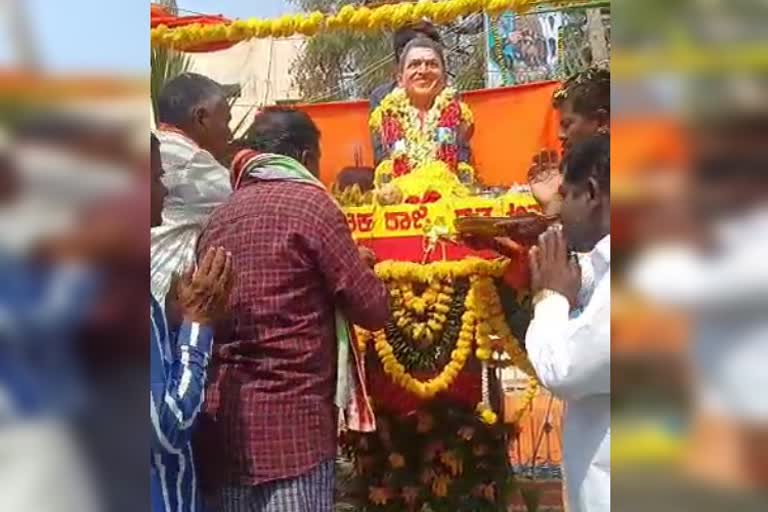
151, 0, 592, 50
370, 87, 474, 185
360, 259, 538, 423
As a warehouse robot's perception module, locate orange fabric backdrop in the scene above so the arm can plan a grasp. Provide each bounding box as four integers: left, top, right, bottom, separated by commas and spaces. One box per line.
292, 82, 686, 187
294, 81, 562, 187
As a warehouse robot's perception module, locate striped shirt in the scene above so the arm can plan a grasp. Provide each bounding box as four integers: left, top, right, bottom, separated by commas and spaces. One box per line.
150, 296, 214, 512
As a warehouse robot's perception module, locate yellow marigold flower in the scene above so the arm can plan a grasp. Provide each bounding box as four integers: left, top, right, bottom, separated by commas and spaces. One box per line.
413, 1, 431, 19
212, 24, 228, 41
296, 19, 313, 36
337, 4, 355, 23
231, 19, 250, 37
308, 11, 324, 25
394, 4, 414, 26
150, 30, 165, 46
350, 7, 372, 29
460, 102, 475, 124
476, 348, 492, 361
480, 409, 498, 425
456, 340, 471, 352
325, 15, 342, 30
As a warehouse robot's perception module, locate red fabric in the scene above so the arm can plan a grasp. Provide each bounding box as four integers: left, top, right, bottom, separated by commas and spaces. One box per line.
194, 181, 390, 488
501, 246, 531, 289
356, 236, 494, 263
367, 365, 482, 417
229, 149, 260, 190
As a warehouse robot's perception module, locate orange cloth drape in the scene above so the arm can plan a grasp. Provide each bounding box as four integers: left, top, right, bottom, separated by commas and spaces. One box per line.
293, 81, 562, 187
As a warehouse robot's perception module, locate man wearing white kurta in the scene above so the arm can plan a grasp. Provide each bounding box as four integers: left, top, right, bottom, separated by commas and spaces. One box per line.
151, 73, 233, 303
525, 135, 611, 512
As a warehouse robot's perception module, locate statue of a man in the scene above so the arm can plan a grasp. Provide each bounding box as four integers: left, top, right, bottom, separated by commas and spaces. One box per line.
370, 37, 474, 189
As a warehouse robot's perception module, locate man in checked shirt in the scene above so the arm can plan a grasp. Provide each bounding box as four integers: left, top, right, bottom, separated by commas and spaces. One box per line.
195, 109, 390, 512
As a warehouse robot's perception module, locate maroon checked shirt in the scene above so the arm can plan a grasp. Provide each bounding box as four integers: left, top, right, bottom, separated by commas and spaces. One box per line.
194, 180, 389, 488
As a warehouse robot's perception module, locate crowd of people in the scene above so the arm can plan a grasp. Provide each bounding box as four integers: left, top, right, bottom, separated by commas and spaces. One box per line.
150, 21, 611, 512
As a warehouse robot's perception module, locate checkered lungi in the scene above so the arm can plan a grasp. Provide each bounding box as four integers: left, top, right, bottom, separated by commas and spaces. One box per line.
213, 459, 335, 512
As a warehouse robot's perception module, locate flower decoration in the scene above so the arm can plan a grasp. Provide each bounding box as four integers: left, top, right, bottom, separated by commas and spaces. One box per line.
371, 87, 474, 180
368, 259, 536, 407
152, 0, 570, 50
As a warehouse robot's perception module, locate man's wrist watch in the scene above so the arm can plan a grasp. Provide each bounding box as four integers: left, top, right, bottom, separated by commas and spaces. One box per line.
532, 288, 564, 307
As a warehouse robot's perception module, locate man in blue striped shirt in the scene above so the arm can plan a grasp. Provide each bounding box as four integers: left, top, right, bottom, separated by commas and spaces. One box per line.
150, 133, 233, 512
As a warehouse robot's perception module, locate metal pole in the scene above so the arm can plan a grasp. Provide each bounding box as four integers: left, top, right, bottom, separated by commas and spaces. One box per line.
483, 13, 493, 88
3, 0, 40, 70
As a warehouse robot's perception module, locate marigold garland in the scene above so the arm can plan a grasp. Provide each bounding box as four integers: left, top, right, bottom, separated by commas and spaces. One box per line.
376, 160, 472, 204
376, 258, 506, 282
361, 258, 538, 422
151, 0, 588, 50
370, 87, 473, 175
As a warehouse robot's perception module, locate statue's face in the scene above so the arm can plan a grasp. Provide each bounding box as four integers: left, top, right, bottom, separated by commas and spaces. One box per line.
398, 47, 445, 105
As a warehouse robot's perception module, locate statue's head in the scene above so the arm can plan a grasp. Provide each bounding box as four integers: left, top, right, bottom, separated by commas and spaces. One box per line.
397, 37, 447, 110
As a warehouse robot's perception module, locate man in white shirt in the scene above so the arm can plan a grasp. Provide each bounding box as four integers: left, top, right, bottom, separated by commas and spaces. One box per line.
151, 73, 233, 302
526, 135, 611, 512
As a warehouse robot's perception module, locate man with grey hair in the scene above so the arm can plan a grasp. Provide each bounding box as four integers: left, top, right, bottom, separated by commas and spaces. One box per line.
151, 72, 233, 304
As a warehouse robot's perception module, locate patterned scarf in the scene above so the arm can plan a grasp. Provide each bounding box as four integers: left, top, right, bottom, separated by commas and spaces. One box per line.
230, 150, 375, 431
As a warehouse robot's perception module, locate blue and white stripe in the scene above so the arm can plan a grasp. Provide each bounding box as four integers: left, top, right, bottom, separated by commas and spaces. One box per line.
150, 296, 213, 512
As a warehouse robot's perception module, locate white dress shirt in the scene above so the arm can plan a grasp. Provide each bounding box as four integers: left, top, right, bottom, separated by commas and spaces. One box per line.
150, 131, 232, 302
525, 234, 611, 512
630, 207, 768, 421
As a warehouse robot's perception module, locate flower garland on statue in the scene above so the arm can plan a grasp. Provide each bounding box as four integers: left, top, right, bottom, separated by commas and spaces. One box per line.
358, 259, 539, 425
151, 0, 583, 50
370, 87, 475, 187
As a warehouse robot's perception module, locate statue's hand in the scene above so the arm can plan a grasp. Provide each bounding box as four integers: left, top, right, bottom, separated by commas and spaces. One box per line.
457, 121, 474, 143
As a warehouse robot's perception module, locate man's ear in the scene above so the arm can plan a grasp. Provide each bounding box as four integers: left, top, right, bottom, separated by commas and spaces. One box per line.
586, 176, 601, 204
192, 106, 207, 129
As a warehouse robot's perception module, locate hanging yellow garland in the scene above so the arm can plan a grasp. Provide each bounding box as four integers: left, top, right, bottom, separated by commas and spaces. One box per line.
363, 258, 538, 415
151, 0, 588, 50
510, 377, 540, 423
376, 258, 506, 282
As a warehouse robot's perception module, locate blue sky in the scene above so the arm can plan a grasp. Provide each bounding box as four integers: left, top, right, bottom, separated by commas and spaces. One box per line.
0, 1, 292, 75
